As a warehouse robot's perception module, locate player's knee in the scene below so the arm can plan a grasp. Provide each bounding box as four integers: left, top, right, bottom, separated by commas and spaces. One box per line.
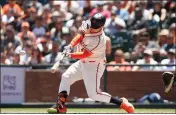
61, 74, 71, 84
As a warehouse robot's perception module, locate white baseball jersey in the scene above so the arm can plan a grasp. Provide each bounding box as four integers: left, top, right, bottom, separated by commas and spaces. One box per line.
77, 29, 106, 61
59, 29, 111, 103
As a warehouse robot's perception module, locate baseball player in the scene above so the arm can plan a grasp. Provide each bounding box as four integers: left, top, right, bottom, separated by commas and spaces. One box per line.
47, 13, 134, 114
162, 72, 175, 93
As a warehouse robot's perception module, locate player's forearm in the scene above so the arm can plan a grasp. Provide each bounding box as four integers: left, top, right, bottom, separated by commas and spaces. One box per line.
70, 34, 84, 48
70, 49, 92, 59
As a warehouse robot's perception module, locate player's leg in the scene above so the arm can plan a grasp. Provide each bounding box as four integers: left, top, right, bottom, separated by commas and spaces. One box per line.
47, 61, 83, 113
82, 62, 134, 113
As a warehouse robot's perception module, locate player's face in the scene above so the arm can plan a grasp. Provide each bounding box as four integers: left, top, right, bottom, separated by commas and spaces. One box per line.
89, 26, 103, 33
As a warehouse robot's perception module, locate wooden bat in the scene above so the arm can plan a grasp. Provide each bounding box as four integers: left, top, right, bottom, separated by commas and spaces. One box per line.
51, 51, 66, 73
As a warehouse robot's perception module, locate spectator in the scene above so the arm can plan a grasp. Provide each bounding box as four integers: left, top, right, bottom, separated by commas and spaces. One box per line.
37, 37, 51, 57
52, 1, 65, 19
50, 18, 64, 42
18, 21, 36, 44
47, 11, 62, 31
132, 49, 159, 71
12, 49, 21, 64
120, 1, 136, 14
25, 7, 37, 31
1, 52, 11, 65
130, 1, 149, 21
12, 53, 21, 64
66, 16, 83, 41
1, 25, 22, 50
105, 16, 126, 35
2, 0, 22, 17
4, 42, 15, 64
149, 1, 167, 24
137, 32, 160, 59
42, 5, 51, 26
32, 16, 46, 38
163, 34, 175, 52
169, 23, 176, 39
103, 1, 115, 13
26, 0, 43, 12
66, 15, 83, 32
132, 34, 146, 59
115, 1, 129, 21
1, 8, 15, 29
127, 6, 148, 30
64, 1, 83, 16
161, 49, 175, 71
82, 0, 92, 18
90, 2, 110, 18
44, 0, 54, 10
44, 32, 53, 50
107, 49, 132, 71
164, 1, 175, 15
28, 46, 43, 65
19, 40, 33, 65
158, 29, 169, 49
43, 39, 62, 64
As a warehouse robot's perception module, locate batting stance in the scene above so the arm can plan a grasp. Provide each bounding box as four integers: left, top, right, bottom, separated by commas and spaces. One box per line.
47, 13, 134, 114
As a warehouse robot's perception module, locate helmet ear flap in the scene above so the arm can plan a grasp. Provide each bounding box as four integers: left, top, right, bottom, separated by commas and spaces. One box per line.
92, 19, 96, 23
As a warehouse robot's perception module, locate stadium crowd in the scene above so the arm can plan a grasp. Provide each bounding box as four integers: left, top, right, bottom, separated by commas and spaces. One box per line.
0, 0, 175, 71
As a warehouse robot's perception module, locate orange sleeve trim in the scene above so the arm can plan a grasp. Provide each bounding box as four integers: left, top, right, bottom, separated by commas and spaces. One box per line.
70, 49, 92, 59
70, 34, 84, 48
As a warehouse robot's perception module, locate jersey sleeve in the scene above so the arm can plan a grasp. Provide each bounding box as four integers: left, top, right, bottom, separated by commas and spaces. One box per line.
70, 34, 84, 48
70, 48, 92, 59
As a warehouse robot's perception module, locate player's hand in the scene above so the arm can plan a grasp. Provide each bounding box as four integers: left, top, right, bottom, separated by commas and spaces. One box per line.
78, 20, 91, 34
64, 45, 72, 53
64, 52, 71, 58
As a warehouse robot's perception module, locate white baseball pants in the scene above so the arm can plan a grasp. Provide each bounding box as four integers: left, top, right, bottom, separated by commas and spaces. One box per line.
59, 60, 111, 103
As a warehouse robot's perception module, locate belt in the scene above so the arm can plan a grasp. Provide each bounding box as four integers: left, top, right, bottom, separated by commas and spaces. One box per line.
81, 60, 106, 63
81, 60, 96, 63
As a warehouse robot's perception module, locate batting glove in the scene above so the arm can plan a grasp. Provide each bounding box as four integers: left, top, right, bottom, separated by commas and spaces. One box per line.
162, 72, 175, 93
64, 45, 72, 53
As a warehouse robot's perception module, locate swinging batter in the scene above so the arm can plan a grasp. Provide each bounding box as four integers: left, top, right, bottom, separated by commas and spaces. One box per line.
47, 13, 134, 113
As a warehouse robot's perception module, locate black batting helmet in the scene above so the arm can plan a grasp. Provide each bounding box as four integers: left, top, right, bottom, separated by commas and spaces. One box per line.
90, 13, 106, 29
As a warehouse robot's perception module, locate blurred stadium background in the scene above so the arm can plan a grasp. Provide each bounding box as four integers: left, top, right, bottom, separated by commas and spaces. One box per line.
0, 0, 175, 114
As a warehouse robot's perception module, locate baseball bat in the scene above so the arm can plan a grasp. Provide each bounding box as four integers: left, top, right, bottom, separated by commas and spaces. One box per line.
51, 51, 66, 73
